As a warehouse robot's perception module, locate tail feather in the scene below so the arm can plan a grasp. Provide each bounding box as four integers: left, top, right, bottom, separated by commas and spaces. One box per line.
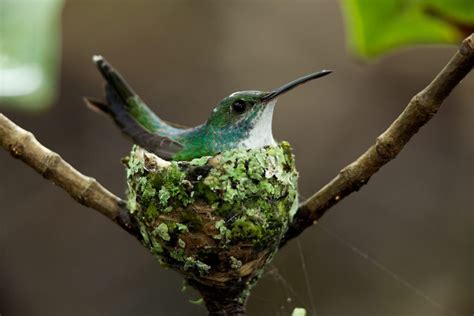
92, 55, 182, 134
93, 55, 135, 101
84, 85, 183, 160
83, 97, 110, 114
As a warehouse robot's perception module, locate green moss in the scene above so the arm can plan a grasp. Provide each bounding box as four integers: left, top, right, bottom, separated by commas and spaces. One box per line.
145, 204, 158, 220
126, 143, 298, 296
150, 237, 164, 255
230, 256, 242, 270
184, 256, 211, 275
154, 223, 171, 241
170, 248, 186, 262
231, 217, 263, 241
176, 223, 189, 233
214, 219, 229, 240
179, 208, 203, 230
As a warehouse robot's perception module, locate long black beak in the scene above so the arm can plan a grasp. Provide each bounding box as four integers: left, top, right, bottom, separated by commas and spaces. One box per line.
261, 69, 332, 102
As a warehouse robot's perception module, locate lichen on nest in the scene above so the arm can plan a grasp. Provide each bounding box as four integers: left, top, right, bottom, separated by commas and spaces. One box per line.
125, 142, 298, 295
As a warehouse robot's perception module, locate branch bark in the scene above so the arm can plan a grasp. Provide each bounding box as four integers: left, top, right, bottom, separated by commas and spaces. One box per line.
0, 113, 139, 238
282, 33, 474, 246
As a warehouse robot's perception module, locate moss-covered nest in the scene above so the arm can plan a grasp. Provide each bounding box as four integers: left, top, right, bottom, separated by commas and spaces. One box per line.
125, 142, 298, 300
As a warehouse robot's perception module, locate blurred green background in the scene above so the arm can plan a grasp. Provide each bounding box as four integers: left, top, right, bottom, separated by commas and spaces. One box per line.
0, 0, 63, 110
0, 1, 473, 315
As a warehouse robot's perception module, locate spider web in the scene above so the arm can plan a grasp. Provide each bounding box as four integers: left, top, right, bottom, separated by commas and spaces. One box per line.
250, 199, 462, 316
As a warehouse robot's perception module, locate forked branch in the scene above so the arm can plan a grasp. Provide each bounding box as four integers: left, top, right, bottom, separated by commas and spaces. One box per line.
282, 33, 474, 246
0, 34, 472, 253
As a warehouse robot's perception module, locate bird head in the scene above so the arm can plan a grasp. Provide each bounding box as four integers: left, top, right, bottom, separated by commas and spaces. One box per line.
205, 70, 332, 148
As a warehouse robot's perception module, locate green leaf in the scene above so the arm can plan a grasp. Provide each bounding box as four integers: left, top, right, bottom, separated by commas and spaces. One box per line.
153, 223, 171, 241
341, 0, 474, 59
0, 0, 64, 111
427, 0, 474, 24
292, 307, 307, 316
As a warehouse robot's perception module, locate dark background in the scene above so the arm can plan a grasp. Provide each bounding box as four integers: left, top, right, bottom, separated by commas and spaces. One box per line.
1, 1, 472, 315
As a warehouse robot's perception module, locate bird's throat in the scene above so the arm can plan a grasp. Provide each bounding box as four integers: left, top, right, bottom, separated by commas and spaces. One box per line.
238, 101, 276, 149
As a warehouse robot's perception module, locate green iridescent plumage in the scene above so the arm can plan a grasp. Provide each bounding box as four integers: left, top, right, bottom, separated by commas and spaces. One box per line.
85, 56, 331, 161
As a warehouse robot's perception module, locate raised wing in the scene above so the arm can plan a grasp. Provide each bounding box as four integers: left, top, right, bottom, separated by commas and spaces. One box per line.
85, 85, 183, 160
92, 55, 185, 135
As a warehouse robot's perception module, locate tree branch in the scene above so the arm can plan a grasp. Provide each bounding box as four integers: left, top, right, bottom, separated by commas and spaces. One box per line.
1, 34, 472, 258
0, 113, 139, 238
282, 33, 474, 246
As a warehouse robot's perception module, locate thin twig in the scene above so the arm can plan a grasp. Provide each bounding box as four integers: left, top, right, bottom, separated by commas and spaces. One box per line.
0, 113, 140, 238
281, 33, 474, 246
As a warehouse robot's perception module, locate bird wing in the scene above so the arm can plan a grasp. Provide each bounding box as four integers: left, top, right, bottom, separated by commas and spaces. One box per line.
92, 55, 186, 134
85, 85, 183, 160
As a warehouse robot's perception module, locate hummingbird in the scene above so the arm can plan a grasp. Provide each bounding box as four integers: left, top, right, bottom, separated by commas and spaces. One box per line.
85, 56, 331, 161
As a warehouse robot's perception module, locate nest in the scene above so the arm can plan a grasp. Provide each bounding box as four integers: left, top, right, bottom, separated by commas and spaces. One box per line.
125, 142, 298, 302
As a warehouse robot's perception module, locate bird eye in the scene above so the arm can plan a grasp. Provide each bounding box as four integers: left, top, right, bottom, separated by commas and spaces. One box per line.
232, 100, 247, 113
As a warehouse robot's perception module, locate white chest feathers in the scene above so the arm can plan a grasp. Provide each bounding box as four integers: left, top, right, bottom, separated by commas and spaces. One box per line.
239, 101, 276, 149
